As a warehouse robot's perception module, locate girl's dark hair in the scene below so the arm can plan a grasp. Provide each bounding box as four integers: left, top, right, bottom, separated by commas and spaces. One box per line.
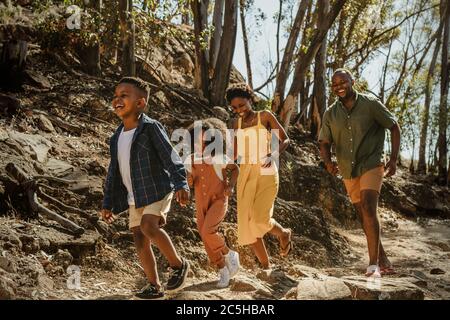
226, 83, 260, 104
186, 118, 228, 155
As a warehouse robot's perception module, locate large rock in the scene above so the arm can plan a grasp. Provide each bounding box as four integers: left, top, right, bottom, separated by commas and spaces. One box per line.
0, 225, 22, 250
25, 226, 101, 259
212, 106, 230, 122
19, 234, 40, 254
0, 256, 17, 273
24, 70, 51, 89
288, 264, 325, 278
256, 269, 297, 287
296, 277, 352, 300
7, 130, 52, 163
51, 249, 74, 268
37, 114, 55, 132
0, 275, 16, 300
230, 276, 270, 293
45, 158, 74, 176
342, 276, 424, 300
174, 52, 194, 74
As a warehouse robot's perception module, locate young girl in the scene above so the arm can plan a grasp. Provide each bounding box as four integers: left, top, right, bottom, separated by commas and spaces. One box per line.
226, 83, 292, 270
185, 118, 240, 288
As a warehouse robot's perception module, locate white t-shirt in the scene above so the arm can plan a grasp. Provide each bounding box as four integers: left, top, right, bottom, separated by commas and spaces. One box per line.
117, 127, 137, 205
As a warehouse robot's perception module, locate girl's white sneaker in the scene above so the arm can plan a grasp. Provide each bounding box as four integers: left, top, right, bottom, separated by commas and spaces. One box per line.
217, 267, 231, 288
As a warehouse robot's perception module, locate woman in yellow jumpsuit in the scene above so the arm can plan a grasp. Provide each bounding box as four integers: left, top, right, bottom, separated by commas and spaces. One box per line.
226, 83, 292, 269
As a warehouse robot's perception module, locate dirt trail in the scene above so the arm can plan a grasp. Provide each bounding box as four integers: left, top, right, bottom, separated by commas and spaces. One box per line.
336, 209, 450, 299
35, 207, 449, 300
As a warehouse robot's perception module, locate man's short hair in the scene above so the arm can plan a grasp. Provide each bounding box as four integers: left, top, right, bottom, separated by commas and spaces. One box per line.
333, 68, 354, 80
118, 77, 150, 108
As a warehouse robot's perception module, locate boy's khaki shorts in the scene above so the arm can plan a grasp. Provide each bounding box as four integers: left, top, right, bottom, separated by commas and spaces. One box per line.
343, 166, 384, 204
128, 192, 174, 229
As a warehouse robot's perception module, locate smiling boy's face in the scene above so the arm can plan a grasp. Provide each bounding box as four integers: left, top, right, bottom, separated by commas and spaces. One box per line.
112, 83, 146, 120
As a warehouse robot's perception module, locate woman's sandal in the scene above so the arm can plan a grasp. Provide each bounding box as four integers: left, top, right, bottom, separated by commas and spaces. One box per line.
380, 266, 396, 275
280, 229, 292, 257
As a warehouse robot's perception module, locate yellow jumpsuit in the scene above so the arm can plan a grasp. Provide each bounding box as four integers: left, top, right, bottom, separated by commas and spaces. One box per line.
236, 112, 279, 246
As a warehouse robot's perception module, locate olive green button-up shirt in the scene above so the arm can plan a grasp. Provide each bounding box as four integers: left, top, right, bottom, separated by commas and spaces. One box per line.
318, 91, 396, 179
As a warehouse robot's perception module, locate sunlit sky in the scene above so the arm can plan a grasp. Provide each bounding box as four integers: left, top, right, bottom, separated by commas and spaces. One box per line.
231, 1, 437, 160
232, 1, 383, 98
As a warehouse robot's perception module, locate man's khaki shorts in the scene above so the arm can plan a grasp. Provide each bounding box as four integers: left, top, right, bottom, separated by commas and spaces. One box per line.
343, 166, 384, 204
128, 192, 174, 229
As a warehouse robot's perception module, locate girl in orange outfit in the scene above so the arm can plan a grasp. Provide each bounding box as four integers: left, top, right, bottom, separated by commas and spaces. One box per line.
185, 118, 240, 287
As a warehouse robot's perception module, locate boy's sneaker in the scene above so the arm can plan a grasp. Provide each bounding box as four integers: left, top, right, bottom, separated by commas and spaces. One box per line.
225, 250, 240, 278
217, 266, 231, 288
135, 283, 165, 300
166, 258, 190, 293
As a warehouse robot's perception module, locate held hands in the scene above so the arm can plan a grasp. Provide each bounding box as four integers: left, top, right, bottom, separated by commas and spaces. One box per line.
100, 209, 115, 224
384, 158, 397, 177
187, 173, 194, 187
176, 189, 190, 207
224, 185, 234, 197
325, 161, 339, 176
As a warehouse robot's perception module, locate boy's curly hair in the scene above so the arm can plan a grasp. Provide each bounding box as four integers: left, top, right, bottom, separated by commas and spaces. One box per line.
225, 83, 260, 104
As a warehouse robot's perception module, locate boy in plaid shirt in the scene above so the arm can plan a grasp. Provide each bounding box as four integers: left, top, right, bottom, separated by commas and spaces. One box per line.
100, 77, 190, 299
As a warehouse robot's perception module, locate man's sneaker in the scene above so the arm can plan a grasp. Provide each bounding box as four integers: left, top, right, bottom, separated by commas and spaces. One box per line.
225, 250, 240, 278
217, 266, 230, 288
135, 283, 165, 300
166, 258, 190, 293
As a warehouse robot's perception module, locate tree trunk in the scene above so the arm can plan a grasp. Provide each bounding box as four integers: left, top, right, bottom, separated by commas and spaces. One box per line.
102, 0, 119, 64
239, 0, 253, 88
272, 0, 309, 114
333, 8, 346, 70
417, 27, 443, 174
210, 0, 238, 106
191, 0, 210, 97
209, 0, 224, 72
119, 0, 136, 76
437, 0, 449, 185
0, 40, 27, 88
310, 0, 330, 139
296, 1, 314, 126
77, 0, 101, 76
427, 129, 436, 172
275, 0, 283, 73
181, 0, 190, 24
409, 138, 416, 174
280, 0, 347, 129
379, 36, 394, 103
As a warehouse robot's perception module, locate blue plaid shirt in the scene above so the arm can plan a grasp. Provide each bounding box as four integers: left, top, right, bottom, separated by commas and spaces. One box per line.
102, 114, 188, 213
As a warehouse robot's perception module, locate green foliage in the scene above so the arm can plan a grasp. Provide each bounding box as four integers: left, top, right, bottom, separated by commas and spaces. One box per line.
328, 0, 401, 70
253, 97, 271, 112
35, 1, 111, 51
0, 0, 28, 25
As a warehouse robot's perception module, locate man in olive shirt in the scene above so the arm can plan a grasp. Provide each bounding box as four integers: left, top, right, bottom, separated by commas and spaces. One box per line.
319, 69, 401, 277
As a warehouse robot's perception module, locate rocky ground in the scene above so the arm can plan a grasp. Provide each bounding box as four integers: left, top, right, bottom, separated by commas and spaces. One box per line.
0, 19, 449, 300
